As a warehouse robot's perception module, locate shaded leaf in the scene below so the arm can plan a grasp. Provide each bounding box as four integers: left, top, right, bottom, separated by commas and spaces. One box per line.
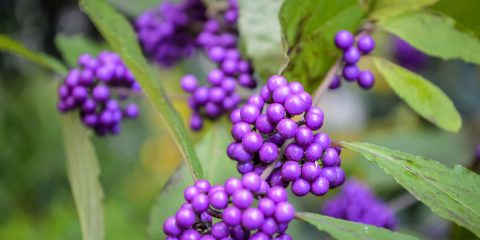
61, 114, 104, 240
55, 34, 107, 67
372, 57, 461, 132
0, 34, 67, 74
341, 141, 480, 237
108, 0, 158, 17
296, 212, 417, 240
378, 10, 480, 65
148, 126, 238, 239
79, 0, 203, 180
279, 0, 365, 92
238, 0, 286, 79
366, 0, 437, 20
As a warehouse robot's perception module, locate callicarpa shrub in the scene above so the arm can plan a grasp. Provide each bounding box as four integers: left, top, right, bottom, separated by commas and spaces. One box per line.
57, 51, 140, 136
3, 0, 478, 239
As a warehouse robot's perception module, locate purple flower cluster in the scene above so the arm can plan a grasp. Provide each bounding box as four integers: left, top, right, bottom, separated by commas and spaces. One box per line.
330, 30, 376, 90
182, 0, 257, 131
393, 37, 428, 71
322, 179, 397, 230
135, 0, 207, 67
57, 51, 140, 136
227, 75, 345, 197
163, 173, 295, 239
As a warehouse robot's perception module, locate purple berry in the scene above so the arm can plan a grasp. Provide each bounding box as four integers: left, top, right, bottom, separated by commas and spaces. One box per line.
266, 103, 286, 123
343, 47, 361, 64
311, 177, 330, 196
242, 132, 263, 153
240, 104, 260, 124
232, 189, 253, 209
335, 30, 354, 50
284, 95, 306, 115
277, 119, 298, 139
357, 71, 375, 89
242, 172, 262, 192
241, 208, 265, 230
342, 64, 360, 81
281, 161, 301, 181
357, 35, 375, 54
181, 74, 198, 93
285, 143, 304, 162
292, 178, 311, 196
258, 142, 279, 164
267, 75, 287, 92
295, 126, 313, 146
274, 202, 295, 223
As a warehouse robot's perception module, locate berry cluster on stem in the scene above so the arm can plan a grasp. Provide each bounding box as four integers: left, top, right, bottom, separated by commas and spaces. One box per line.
330, 30, 376, 90
227, 75, 345, 197
57, 51, 140, 136
163, 173, 295, 239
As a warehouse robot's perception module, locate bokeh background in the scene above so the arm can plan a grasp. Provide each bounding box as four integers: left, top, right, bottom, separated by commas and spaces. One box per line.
0, 0, 479, 239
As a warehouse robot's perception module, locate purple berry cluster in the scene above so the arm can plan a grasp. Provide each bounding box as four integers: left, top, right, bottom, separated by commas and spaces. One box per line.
393, 37, 428, 71
322, 179, 397, 230
57, 52, 140, 136
330, 30, 376, 90
227, 75, 345, 197
163, 173, 295, 239
182, 0, 257, 131
135, 0, 207, 67
181, 73, 242, 130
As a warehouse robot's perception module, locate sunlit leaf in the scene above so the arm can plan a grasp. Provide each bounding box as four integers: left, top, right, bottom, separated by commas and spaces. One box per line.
341, 141, 480, 237
366, 0, 437, 20
238, 0, 286, 79
79, 0, 203, 180
279, 0, 365, 92
378, 10, 480, 65
296, 212, 417, 240
0, 34, 67, 74
372, 57, 461, 132
61, 114, 104, 240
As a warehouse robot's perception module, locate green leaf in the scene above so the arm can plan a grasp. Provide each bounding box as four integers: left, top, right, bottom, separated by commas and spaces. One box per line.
79, 0, 203, 180
55, 34, 107, 67
238, 0, 287, 79
108, 0, 158, 17
0, 34, 67, 75
61, 114, 104, 240
279, 0, 365, 92
296, 212, 417, 240
148, 126, 238, 239
366, 0, 437, 20
341, 141, 480, 237
378, 10, 480, 65
372, 57, 461, 132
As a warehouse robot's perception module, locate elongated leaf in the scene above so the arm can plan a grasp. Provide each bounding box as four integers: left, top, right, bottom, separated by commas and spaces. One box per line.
378, 10, 480, 65
341, 141, 480, 237
55, 34, 107, 67
372, 57, 461, 132
366, 0, 437, 20
238, 0, 286, 78
79, 0, 203, 180
61, 114, 104, 240
148, 126, 238, 239
296, 212, 417, 240
0, 34, 67, 74
279, 0, 365, 92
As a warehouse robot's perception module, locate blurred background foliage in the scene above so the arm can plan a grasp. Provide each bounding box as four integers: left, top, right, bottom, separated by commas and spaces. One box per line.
0, 0, 479, 239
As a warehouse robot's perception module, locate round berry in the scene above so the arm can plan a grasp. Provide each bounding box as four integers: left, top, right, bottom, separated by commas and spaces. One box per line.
311, 177, 330, 196
266, 103, 286, 123
232, 189, 254, 209
223, 206, 242, 225
277, 119, 298, 139
242, 208, 265, 230
231, 122, 251, 141
335, 30, 354, 50
267, 75, 287, 92
295, 126, 313, 146
267, 186, 288, 203
285, 143, 304, 162
242, 172, 262, 192
281, 161, 301, 181
272, 86, 291, 104
357, 35, 375, 54
274, 202, 295, 223
255, 114, 275, 134
240, 104, 260, 124
230, 109, 242, 124
207, 69, 224, 86
225, 178, 243, 196
175, 208, 196, 228
259, 142, 279, 164
191, 193, 209, 213
242, 132, 263, 153
357, 71, 375, 89
292, 178, 311, 196
209, 190, 228, 209
258, 198, 276, 217
323, 147, 340, 167
181, 74, 198, 93
302, 162, 320, 182
305, 143, 323, 162
284, 95, 306, 115
342, 64, 360, 81
329, 75, 342, 89
343, 47, 361, 64
163, 216, 181, 236
288, 82, 304, 94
